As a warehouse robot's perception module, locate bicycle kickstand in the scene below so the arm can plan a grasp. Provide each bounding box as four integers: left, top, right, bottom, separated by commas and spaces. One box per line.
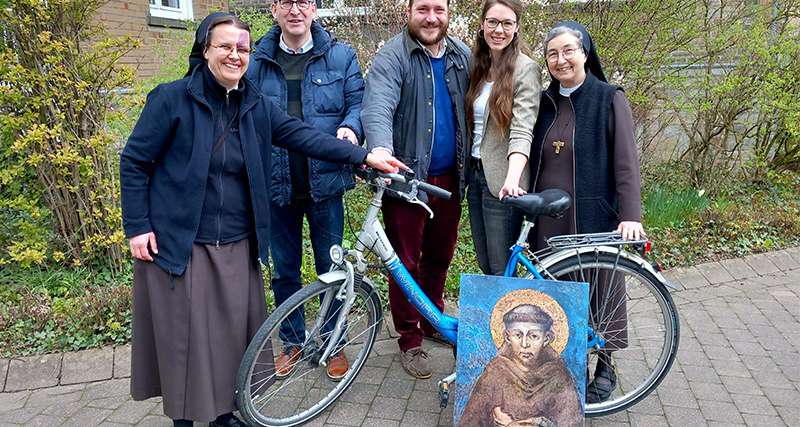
437, 372, 456, 408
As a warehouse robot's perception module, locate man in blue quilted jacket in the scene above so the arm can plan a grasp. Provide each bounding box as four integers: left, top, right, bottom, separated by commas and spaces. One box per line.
247, 0, 364, 382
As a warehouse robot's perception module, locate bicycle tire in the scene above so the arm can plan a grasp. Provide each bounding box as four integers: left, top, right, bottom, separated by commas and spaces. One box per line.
539, 251, 679, 417
235, 277, 382, 427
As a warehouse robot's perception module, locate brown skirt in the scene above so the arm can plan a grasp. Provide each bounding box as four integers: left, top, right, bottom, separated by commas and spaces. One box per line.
130, 238, 270, 422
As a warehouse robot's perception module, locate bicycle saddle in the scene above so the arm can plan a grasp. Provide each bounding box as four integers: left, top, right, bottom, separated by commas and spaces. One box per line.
502, 189, 571, 219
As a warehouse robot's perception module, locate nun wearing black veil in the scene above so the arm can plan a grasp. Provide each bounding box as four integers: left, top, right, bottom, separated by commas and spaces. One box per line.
527, 21, 645, 405
120, 12, 404, 427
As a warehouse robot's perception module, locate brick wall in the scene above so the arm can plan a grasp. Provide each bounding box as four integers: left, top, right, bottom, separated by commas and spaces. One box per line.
97, 0, 229, 78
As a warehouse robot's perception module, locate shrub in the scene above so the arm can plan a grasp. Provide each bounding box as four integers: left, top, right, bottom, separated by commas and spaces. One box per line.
0, 0, 138, 271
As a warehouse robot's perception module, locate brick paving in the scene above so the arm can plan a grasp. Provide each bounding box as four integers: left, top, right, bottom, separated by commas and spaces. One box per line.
2, 247, 799, 426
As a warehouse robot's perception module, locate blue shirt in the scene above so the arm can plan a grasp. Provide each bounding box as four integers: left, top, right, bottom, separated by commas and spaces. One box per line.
428, 55, 456, 176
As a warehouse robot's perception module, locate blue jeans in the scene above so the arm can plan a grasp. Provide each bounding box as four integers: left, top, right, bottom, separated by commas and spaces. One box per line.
467, 165, 523, 275
269, 196, 344, 348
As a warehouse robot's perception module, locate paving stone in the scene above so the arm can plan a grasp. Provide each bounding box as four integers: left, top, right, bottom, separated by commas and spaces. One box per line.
628, 413, 668, 426
438, 403, 454, 425
744, 253, 781, 275
4, 353, 61, 391
661, 270, 685, 291
61, 347, 114, 385
365, 354, 395, 369
62, 406, 112, 426
83, 378, 132, 400
324, 401, 369, 426
135, 414, 172, 427
730, 340, 769, 357
367, 396, 406, 420
41, 401, 87, 418
0, 358, 7, 392
677, 350, 713, 367
22, 414, 65, 427
731, 393, 778, 416
709, 358, 750, 378
720, 258, 759, 280
106, 399, 157, 424
363, 418, 400, 427
741, 413, 788, 427
766, 250, 800, 272
86, 395, 130, 410
406, 390, 442, 413
690, 381, 733, 402
626, 393, 663, 415
762, 386, 800, 407
386, 361, 412, 379
26, 384, 86, 408
674, 266, 710, 289
99, 422, 134, 427
663, 406, 708, 426
373, 339, 399, 357
696, 262, 736, 284
377, 378, 415, 399
353, 366, 387, 385
753, 369, 797, 390
775, 405, 800, 426
722, 376, 764, 396
658, 387, 699, 408
784, 246, 800, 264
683, 365, 722, 384
0, 406, 45, 424
699, 400, 746, 424
0, 390, 29, 412
696, 332, 732, 347
704, 344, 741, 362
400, 409, 439, 427
339, 382, 378, 404
113, 345, 132, 378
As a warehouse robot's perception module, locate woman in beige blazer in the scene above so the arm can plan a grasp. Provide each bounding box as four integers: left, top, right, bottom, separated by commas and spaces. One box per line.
465, 0, 541, 275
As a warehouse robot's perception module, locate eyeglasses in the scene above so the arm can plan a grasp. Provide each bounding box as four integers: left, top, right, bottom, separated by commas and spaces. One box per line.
484, 18, 516, 32
546, 46, 581, 63
277, 0, 311, 10
210, 43, 251, 56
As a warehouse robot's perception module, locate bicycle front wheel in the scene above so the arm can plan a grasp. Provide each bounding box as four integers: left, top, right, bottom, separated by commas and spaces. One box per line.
235, 277, 382, 427
540, 251, 679, 417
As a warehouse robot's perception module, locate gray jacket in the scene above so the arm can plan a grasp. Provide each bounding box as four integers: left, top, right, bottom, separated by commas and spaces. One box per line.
361, 27, 471, 198
473, 53, 541, 197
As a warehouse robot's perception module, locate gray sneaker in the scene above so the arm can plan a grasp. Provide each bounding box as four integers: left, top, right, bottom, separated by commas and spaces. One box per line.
401, 346, 432, 379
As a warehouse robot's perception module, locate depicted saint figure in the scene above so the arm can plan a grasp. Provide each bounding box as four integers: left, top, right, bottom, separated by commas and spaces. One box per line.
459, 303, 583, 427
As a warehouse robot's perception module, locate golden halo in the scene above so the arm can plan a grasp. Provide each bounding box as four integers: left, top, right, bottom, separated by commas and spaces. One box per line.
490, 289, 569, 354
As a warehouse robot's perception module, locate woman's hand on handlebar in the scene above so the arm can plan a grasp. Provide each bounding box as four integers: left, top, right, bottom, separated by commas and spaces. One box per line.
365, 149, 410, 174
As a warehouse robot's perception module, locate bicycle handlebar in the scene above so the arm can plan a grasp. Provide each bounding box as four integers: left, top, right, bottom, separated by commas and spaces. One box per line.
356, 167, 452, 200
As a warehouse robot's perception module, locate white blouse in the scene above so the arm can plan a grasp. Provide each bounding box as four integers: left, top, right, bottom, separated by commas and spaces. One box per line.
471, 81, 494, 159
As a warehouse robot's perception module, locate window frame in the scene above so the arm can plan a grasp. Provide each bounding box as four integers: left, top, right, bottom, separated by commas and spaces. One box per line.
149, 0, 194, 21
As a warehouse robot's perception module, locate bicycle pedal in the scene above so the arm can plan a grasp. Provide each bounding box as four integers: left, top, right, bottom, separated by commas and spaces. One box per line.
438, 382, 450, 408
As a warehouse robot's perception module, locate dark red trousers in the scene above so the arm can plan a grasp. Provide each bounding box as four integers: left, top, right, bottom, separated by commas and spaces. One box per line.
382, 173, 461, 352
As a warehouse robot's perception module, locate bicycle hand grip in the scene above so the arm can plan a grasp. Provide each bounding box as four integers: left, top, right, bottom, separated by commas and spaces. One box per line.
416, 181, 451, 200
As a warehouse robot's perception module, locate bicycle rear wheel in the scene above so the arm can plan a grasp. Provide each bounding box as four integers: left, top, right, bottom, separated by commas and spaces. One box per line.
235, 277, 382, 427
540, 251, 679, 417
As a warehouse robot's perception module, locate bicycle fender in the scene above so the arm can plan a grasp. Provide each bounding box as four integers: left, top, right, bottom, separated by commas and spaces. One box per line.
317, 270, 381, 290
317, 270, 350, 284
537, 246, 677, 290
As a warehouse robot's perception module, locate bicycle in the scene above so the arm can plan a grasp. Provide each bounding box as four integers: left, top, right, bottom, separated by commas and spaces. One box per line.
234, 169, 680, 426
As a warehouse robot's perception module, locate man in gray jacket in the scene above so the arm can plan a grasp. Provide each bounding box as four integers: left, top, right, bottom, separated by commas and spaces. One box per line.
361, 0, 470, 379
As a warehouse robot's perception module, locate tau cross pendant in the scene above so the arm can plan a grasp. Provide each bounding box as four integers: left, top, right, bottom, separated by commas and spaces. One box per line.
552, 140, 565, 155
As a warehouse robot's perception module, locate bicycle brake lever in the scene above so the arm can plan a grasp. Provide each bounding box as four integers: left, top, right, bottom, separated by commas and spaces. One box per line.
408, 197, 434, 218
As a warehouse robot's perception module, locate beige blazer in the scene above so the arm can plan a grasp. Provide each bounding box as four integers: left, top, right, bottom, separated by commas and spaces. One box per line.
473, 53, 541, 197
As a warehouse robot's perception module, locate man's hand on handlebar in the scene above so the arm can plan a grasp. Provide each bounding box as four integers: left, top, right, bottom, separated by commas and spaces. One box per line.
364, 149, 410, 174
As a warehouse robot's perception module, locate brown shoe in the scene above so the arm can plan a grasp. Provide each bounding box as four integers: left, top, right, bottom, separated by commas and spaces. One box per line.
275, 347, 301, 379
326, 352, 349, 381
400, 346, 432, 379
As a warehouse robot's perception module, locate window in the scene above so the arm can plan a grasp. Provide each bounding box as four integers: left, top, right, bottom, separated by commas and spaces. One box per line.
316, 0, 368, 18
149, 0, 194, 21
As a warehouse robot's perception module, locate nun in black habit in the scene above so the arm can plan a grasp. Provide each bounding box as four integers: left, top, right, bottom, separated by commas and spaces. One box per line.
121, 12, 404, 427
